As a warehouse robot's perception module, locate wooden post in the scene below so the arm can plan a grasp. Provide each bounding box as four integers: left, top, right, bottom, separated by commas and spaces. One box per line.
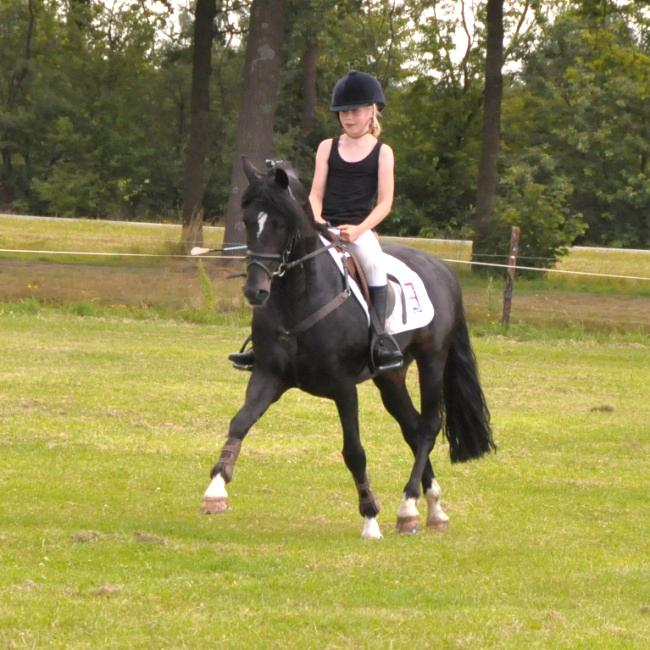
501, 226, 520, 328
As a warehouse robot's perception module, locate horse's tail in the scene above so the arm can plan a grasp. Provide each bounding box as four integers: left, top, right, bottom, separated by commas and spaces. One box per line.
443, 318, 496, 463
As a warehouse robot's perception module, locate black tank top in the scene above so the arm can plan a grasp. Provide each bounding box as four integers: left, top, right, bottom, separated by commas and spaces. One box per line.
322, 137, 382, 226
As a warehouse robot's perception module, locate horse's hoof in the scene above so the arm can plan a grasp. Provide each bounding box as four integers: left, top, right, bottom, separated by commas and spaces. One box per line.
396, 515, 420, 535
427, 518, 449, 532
200, 497, 229, 514
361, 517, 383, 540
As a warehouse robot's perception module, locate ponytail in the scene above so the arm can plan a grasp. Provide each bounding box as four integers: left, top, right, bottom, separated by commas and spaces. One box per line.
369, 104, 382, 137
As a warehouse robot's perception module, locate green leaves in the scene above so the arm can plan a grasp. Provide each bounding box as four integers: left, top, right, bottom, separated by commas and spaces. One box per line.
0, 0, 647, 251
504, 9, 650, 249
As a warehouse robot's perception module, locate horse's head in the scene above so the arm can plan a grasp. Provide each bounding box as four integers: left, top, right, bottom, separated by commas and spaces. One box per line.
240, 157, 313, 305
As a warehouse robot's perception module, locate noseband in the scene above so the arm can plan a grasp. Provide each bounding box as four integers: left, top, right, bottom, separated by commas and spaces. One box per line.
246, 231, 300, 280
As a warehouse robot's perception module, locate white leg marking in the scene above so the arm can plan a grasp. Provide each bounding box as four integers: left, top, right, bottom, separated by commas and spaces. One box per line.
203, 473, 228, 499
397, 495, 420, 519
256, 211, 268, 239
361, 517, 383, 540
426, 479, 449, 525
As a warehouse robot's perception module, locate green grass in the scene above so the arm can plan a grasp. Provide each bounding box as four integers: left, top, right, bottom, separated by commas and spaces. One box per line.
0, 214, 224, 254
2, 214, 650, 334
1, 306, 648, 648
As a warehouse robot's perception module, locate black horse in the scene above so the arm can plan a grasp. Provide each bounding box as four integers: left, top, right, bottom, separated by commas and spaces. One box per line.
201, 159, 495, 538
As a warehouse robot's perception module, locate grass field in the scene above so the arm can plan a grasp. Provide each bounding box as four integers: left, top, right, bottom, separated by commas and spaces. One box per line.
1, 303, 649, 648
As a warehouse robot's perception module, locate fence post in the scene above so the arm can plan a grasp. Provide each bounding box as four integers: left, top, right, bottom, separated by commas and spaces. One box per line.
502, 226, 520, 329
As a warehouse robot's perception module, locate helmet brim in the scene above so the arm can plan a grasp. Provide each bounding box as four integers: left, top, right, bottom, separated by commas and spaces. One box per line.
330, 102, 385, 112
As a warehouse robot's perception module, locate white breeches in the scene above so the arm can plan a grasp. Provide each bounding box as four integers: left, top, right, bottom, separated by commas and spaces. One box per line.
331, 228, 387, 287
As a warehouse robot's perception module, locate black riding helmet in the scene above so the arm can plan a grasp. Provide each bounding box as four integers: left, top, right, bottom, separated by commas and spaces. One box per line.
329, 71, 386, 112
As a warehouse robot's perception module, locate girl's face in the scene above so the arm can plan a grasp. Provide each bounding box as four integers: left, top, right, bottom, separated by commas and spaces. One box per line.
339, 105, 375, 138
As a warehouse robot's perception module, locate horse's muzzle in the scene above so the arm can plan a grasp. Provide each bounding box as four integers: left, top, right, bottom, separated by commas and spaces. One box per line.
243, 284, 270, 305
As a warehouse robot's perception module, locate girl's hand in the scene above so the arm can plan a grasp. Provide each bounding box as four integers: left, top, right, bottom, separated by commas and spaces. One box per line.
338, 224, 362, 242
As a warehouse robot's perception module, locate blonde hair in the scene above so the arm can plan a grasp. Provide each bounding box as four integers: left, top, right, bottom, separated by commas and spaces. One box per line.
369, 104, 382, 137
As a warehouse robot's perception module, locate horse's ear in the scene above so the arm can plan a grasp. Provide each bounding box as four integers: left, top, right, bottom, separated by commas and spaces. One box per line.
274, 167, 290, 190
242, 156, 262, 183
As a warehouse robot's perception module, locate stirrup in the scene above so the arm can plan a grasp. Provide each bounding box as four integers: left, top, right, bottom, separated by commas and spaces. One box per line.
370, 333, 404, 373
228, 336, 254, 371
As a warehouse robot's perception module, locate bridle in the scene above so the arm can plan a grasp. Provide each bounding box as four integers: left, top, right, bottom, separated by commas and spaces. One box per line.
245, 231, 300, 280
246, 230, 343, 280
245, 229, 353, 337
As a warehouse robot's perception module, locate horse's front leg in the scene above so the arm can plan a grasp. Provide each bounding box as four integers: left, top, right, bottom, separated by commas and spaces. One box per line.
201, 371, 286, 514
334, 387, 382, 540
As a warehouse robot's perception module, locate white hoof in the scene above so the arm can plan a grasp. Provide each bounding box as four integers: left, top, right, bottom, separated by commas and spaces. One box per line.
361, 517, 383, 540
426, 481, 449, 531
395, 495, 421, 534
201, 473, 229, 514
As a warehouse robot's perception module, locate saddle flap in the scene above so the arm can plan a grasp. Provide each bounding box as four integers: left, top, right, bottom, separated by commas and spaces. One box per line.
344, 250, 396, 316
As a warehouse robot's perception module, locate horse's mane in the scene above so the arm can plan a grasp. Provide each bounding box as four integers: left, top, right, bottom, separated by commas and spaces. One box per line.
241, 163, 326, 238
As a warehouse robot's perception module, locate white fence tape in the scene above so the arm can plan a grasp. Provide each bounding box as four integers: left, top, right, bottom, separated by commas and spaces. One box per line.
439, 258, 650, 281
0, 248, 648, 281
0, 248, 246, 260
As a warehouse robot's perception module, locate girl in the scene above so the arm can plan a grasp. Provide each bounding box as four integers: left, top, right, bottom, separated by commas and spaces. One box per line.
309, 70, 403, 371
230, 70, 402, 371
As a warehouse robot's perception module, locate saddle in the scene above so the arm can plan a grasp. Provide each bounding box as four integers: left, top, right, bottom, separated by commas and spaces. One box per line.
320, 234, 435, 335
342, 249, 398, 318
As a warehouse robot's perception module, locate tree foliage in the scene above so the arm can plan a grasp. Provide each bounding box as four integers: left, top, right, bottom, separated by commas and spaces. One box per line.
0, 0, 647, 253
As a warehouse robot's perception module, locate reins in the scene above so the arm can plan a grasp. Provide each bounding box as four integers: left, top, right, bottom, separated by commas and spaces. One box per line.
280, 245, 352, 337
248, 233, 353, 337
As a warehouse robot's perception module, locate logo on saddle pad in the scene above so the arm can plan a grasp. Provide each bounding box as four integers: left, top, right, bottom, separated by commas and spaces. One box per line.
320, 236, 435, 335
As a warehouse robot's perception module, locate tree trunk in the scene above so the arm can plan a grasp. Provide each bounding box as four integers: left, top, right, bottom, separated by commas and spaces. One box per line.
1, 0, 35, 207
472, 0, 504, 269
300, 39, 319, 137
223, 0, 287, 249
181, 0, 217, 249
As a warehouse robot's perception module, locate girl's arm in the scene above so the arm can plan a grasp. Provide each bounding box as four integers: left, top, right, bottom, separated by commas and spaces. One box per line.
338, 143, 394, 242
308, 139, 332, 225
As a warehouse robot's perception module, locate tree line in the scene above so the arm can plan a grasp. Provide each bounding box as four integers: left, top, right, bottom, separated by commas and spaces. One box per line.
1, 0, 648, 264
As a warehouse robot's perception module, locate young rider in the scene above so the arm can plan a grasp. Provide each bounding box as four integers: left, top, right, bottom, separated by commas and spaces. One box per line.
229, 70, 403, 372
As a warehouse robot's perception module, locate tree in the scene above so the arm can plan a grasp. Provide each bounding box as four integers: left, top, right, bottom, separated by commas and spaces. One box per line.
180, 0, 217, 248
0, 0, 35, 206
223, 0, 287, 248
503, 4, 650, 248
380, 0, 538, 239
472, 0, 504, 267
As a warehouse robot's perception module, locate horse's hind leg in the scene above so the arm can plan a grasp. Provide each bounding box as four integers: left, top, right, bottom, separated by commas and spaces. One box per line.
374, 357, 448, 533
374, 370, 426, 534
417, 354, 449, 530
334, 387, 382, 540
201, 371, 286, 514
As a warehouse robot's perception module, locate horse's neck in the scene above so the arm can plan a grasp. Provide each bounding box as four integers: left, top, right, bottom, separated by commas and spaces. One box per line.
272, 233, 332, 311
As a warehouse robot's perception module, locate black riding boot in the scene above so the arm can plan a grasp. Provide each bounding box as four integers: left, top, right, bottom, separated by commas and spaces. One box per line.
228, 336, 255, 371
368, 285, 404, 372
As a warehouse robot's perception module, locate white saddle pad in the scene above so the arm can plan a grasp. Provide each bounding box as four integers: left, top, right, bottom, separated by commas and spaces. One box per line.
321, 236, 435, 334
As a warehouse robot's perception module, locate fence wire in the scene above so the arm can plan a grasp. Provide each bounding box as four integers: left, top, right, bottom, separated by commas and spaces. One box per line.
1, 247, 648, 281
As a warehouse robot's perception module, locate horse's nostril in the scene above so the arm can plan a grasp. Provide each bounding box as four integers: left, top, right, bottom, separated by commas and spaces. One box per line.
244, 286, 269, 305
